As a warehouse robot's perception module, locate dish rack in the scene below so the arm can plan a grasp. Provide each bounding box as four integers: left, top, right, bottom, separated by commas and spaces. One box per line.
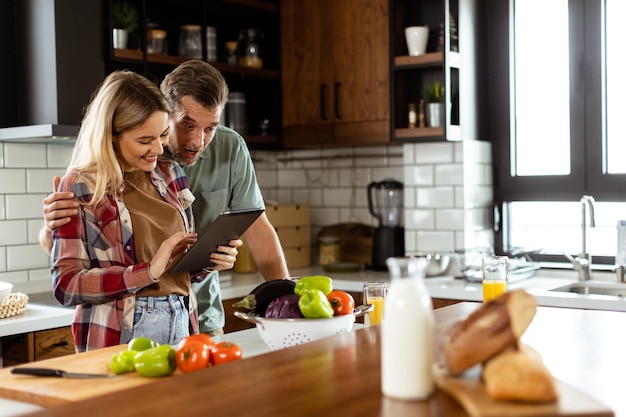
452, 248, 541, 283
0, 293, 29, 319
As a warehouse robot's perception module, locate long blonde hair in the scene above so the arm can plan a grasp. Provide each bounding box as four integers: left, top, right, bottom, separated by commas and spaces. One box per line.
68, 71, 170, 206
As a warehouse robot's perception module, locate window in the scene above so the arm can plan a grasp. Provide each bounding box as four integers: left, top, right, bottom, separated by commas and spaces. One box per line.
490, 0, 626, 263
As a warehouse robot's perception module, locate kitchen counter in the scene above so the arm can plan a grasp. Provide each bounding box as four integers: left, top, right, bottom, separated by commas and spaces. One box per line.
13, 302, 623, 417
224, 266, 626, 311
0, 303, 74, 338
3, 266, 625, 342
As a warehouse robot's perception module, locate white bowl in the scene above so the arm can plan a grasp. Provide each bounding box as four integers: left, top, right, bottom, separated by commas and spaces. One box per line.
0, 282, 13, 304
234, 304, 372, 351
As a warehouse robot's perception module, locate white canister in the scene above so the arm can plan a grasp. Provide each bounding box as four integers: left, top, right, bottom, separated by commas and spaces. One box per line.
405, 26, 429, 56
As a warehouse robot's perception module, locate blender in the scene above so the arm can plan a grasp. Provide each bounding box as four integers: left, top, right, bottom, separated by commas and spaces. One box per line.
367, 179, 405, 270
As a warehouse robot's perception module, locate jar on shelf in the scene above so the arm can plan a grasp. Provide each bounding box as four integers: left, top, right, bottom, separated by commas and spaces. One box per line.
238, 28, 263, 68
147, 29, 167, 54
178, 24, 202, 59
318, 236, 340, 265
225, 41, 238, 65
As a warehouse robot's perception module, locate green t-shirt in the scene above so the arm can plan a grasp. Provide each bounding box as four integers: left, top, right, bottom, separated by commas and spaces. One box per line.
177, 125, 265, 333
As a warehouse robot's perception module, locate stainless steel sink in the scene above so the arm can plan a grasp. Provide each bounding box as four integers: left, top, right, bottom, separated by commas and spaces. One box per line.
549, 281, 626, 297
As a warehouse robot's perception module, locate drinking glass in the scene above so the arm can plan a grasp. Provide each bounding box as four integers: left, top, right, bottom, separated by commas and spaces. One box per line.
482, 255, 508, 302
362, 282, 388, 326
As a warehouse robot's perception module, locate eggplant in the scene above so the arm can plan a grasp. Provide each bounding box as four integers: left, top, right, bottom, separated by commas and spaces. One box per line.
265, 294, 303, 319
232, 279, 296, 316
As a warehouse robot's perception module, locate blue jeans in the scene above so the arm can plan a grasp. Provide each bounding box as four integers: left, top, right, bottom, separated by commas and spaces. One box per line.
132, 295, 190, 346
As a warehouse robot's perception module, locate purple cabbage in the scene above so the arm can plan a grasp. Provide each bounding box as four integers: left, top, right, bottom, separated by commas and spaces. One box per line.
265, 294, 303, 318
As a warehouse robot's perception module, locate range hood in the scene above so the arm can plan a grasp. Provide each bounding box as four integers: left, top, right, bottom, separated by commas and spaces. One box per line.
0, 0, 104, 143
0, 124, 79, 143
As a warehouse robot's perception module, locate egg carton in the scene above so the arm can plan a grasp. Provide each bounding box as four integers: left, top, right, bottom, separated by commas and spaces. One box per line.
0, 293, 29, 319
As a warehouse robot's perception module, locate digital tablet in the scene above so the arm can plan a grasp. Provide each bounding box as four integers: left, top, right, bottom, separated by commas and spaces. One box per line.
170, 208, 265, 273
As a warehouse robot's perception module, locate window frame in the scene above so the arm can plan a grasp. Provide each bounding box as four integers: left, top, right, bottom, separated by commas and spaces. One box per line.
488, 0, 626, 258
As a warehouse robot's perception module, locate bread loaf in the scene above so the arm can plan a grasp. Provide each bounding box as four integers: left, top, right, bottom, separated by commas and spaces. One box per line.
483, 345, 558, 403
441, 289, 537, 374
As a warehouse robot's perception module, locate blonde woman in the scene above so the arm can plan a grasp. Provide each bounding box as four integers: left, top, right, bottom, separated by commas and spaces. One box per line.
51, 71, 238, 352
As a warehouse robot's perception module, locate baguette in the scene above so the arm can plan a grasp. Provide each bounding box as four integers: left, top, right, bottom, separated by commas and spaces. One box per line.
441, 289, 537, 374
483, 345, 559, 403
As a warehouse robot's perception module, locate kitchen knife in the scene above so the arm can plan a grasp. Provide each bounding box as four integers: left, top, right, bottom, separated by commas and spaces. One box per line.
11, 367, 116, 378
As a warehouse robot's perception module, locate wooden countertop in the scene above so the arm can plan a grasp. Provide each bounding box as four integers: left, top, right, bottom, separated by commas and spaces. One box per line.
22, 303, 626, 417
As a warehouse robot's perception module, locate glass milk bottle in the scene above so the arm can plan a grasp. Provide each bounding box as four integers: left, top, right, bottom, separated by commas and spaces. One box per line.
381, 257, 434, 400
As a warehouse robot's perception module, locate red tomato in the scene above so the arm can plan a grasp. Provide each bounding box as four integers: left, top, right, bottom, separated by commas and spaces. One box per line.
175, 339, 211, 373
181, 333, 216, 350
327, 290, 355, 316
210, 342, 242, 365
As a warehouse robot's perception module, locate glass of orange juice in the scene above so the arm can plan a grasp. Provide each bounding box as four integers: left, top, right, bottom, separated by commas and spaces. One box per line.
482, 255, 508, 302
363, 282, 388, 326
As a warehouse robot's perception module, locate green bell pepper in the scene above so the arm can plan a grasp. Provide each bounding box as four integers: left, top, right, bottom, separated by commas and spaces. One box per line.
298, 289, 334, 318
128, 336, 158, 352
133, 344, 177, 377
109, 349, 138, 375
295, 275, 333, 296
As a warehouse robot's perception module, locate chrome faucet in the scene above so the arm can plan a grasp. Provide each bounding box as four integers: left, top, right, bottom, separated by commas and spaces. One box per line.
565, 195, 596, 281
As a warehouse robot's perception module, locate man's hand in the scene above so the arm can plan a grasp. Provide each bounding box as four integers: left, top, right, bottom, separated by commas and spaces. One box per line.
39, 176, 80, 254
210, 239, 241, 271
43, 176, 79, 230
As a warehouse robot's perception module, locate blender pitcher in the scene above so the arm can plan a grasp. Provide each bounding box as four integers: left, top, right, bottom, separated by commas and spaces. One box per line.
367, 179, 405, 270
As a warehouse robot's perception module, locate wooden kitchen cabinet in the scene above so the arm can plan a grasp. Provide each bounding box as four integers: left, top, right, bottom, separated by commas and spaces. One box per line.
281, 0, 390, 147
104, 0, 281, 148
390, 0, 484, 142
1, 326, 74, 368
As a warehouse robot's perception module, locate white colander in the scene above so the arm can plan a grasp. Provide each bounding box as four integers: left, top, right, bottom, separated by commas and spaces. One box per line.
234, 304, 372, 351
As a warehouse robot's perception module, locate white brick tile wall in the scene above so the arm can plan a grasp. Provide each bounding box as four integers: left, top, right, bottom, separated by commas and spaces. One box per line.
435, 164, 464, 185
29, 268, 52, 282
338, 207, 372, 226
0, 248, 5, 272
417, 186, 454, 208
0, 169, 26, 193
405, 208, 435, 229
0, 220, 28, 245
5, 144, 47, 168
404, 165, 434, 186
416, 230, 455, 252
0, 140, 494, 286
47, 145, 73, 168
435, 209, 465, 230
27, 169, 66, 193
0, 271, 28, 284
6, 194, 47, 219
414, 142, 455, 164
7, 245, 49, 270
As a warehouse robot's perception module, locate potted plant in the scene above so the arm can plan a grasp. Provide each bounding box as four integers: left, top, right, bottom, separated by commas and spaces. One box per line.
112, 1, 139, 49
422, 81, 445, 128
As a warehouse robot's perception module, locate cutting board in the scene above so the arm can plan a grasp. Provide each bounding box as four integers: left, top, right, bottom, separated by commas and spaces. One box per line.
0, 344, 180, 407
433, 364, 613, 417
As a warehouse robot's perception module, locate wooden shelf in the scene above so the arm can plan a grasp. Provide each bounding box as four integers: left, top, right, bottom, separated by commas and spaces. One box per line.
113, 49, 280, 79
394, 126, 445, 139
225, 0, 279, 13
394, 52, 443, 67
393, 51, 461, 70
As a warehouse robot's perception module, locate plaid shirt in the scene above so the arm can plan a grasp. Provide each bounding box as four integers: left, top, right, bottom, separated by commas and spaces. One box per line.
51, 157, 202, 352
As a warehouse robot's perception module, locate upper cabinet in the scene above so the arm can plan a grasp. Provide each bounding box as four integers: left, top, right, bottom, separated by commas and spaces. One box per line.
104, 0, 281, 147
281, 0, 390, 147
390, 0, 484, 142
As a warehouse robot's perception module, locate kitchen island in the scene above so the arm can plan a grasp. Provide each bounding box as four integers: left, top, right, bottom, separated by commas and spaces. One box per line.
5, 302, 623, 417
